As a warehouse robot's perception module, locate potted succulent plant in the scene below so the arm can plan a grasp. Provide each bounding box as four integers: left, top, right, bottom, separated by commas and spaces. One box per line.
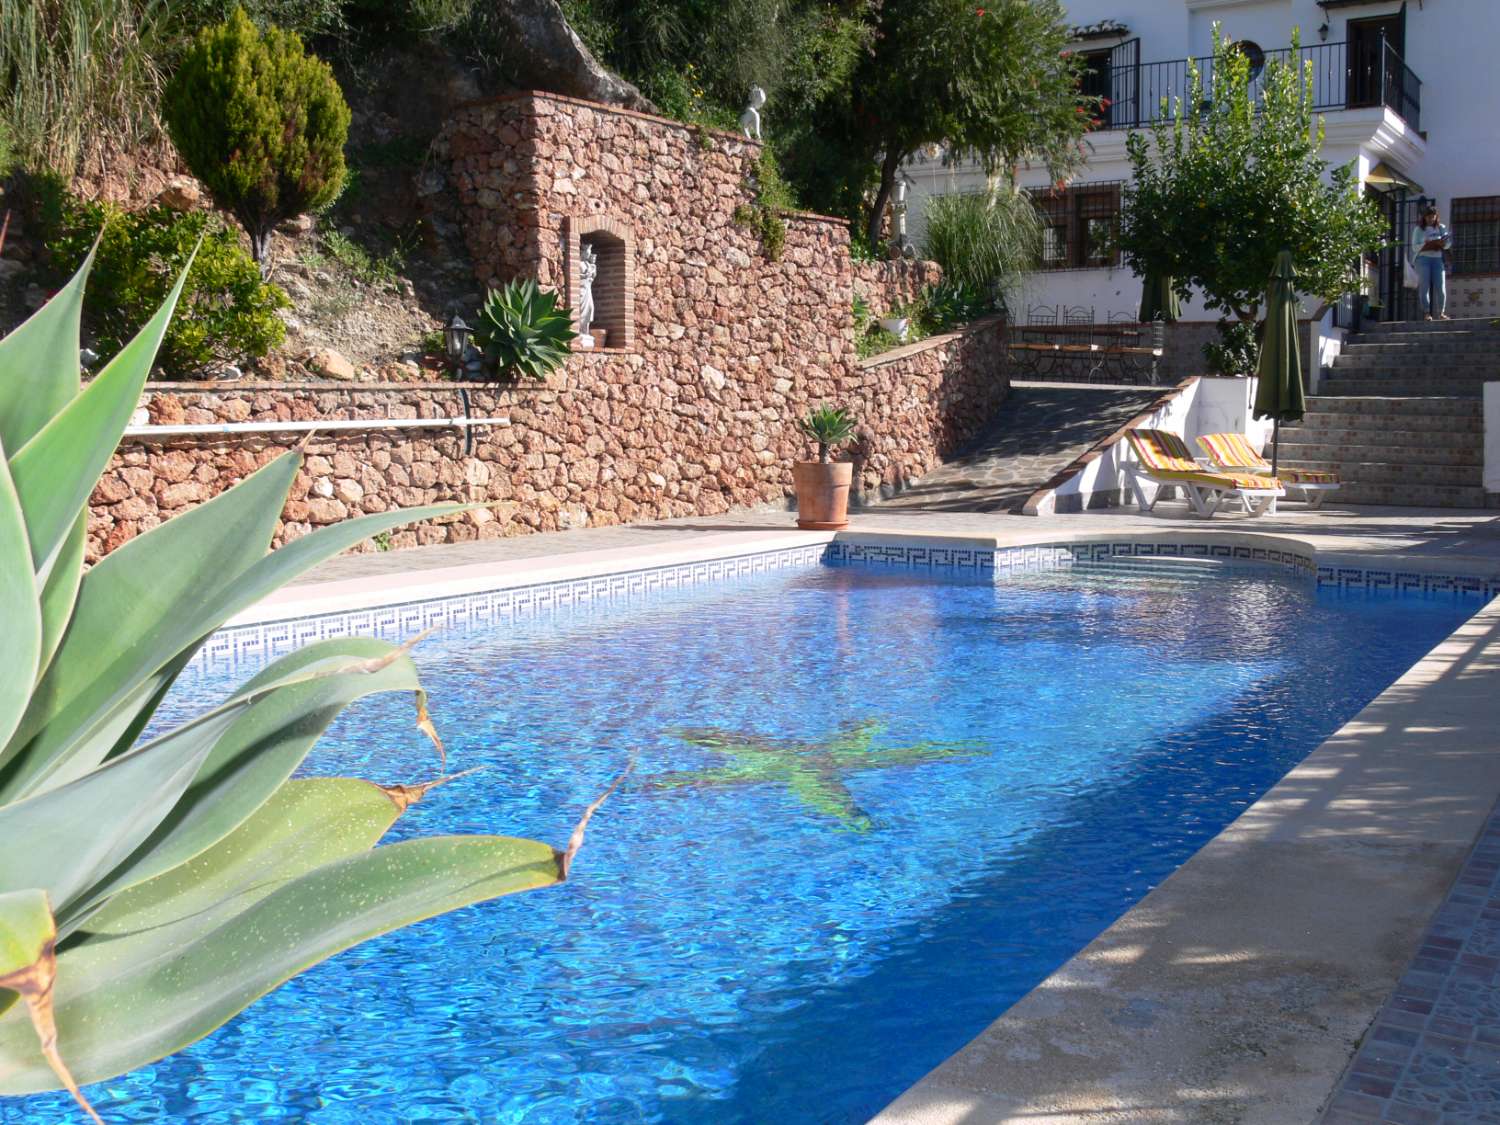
793, 404, 856, 530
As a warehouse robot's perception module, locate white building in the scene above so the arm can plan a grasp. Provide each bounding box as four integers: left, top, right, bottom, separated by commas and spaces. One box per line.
905, 0, 1500, 323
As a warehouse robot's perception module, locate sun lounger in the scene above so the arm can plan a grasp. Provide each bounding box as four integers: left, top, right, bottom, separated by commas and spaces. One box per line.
1196, 432, 1342, 509
1124, 428, 1285, 517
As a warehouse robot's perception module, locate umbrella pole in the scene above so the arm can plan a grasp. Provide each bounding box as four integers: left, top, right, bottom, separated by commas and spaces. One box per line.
1271, 418, 1280, 477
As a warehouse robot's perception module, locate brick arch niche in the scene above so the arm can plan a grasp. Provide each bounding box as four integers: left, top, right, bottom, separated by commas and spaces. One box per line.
565, 215, 635, 350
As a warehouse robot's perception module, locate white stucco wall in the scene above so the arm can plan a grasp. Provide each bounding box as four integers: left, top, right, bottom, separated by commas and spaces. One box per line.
1046, 376, 1275, 512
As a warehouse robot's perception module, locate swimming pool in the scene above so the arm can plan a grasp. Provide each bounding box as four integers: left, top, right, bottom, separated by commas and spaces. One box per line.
7, 553, 1485, 1123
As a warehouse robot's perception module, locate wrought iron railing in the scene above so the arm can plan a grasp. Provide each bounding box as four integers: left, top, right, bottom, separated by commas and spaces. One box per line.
1097, 39, 1421, 132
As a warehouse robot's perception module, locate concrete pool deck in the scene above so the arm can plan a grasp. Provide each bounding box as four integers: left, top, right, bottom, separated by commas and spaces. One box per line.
274, 500, 1500, 1124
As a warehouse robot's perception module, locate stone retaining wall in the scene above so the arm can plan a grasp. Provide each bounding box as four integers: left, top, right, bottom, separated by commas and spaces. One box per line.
91, 316, 1008, 560
86, 93, 1008, 560
852, 259, 945, 318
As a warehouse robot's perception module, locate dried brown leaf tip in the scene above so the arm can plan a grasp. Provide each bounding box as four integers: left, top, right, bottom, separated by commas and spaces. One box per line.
377, 767, 484, 813
0, 939, 103, 1125
558, 760, 634, 880
414, 693, 446, 769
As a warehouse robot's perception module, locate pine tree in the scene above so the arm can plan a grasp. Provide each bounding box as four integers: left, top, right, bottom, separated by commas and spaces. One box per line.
164, 6, 350, 268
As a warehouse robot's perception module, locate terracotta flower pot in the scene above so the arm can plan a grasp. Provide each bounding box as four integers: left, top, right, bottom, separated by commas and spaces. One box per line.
792, 461, 853, 530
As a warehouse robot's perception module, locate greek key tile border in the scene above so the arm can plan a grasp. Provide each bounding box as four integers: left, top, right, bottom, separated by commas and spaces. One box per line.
195, 538, 1498, 674
195, 543, 830, 673
830, 539, 1499, 600
1315, 565, 1500, 600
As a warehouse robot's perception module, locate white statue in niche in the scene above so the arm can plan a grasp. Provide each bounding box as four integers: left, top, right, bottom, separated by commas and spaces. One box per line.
740, 86, 766, 141
576, 241, 598, 348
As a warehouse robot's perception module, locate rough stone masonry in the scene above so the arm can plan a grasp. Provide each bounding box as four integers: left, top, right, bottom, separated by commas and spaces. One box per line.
88, 92, 1008, 560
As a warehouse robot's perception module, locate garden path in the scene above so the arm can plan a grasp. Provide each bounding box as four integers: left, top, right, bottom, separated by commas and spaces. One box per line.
867, 380, 1164, 514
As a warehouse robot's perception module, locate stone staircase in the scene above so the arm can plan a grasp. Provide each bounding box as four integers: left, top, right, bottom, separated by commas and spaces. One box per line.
1276, 317, 1498, 507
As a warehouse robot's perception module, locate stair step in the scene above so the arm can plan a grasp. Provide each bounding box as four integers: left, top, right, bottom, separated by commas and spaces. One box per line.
1296, 411, 1482, 435
1327, 482, 1495, 508
1318, 379, 1488, 397
1275, 459, 1480, 486
1304, 395, 1485, 418
1356, 317, 1500, 334
1341, 340, 1500, 356
1330, 356, 1500, 373
1280, 426, 1484, 449
1275, 442, 1482, 468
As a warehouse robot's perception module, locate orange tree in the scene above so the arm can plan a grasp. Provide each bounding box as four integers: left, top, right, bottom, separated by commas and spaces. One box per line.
1119, 27, 1386, 323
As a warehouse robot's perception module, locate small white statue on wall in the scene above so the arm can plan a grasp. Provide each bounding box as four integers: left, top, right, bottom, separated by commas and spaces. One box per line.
576, 241, 598, 347
740, 86, 766, 141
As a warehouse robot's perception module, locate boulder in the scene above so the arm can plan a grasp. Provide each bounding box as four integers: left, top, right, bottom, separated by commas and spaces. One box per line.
155, 177, 202, 211
309, 349, 356, 381
487, 0, 654, 113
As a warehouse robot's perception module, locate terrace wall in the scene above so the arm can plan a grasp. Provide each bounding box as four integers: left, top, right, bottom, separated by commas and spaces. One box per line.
87, 92, 1006, 560
91, 309, 1007, 561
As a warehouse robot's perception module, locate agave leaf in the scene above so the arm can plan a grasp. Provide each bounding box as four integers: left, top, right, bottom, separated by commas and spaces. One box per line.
0, 453, 300, 796
0, 445, 41, 750
2, 640, 430, 930
0, 890, 100, 1123
26, 655, 196, 800
0, 704, 247, 916
65, 639, 434, 924
85, 776, 435, 937
0, 244, 94, 453
34, 512, 85, 686
0, 835, 566, 1093
9, 257, 191, 581
3, 454, 467, 800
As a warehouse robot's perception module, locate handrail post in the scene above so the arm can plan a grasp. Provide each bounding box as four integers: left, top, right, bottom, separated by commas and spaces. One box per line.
1379, 38, 1388, 110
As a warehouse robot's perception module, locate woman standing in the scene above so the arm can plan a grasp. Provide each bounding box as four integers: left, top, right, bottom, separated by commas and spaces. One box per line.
1411, 204, 1452, 320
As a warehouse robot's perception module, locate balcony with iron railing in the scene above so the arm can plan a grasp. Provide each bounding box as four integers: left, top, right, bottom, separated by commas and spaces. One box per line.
1089, 39, 1421, 133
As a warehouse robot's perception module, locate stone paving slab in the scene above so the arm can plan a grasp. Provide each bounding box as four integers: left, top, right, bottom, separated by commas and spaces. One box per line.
1319, 802, 1500, 1125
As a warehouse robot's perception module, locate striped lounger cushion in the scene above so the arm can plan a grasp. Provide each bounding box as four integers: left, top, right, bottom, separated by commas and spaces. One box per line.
1197, 431, 1340, 485
1127, 430, 1278, 491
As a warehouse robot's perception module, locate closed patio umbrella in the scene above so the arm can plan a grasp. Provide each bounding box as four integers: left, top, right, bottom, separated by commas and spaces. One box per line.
1137, 269, 1181, 323
1252, 249, 1304, 477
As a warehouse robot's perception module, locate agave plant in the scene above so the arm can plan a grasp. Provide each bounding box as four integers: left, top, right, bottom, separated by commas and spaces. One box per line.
0, 250, 615, 1121
473, 278, 579, 381
798, 404, 856, 464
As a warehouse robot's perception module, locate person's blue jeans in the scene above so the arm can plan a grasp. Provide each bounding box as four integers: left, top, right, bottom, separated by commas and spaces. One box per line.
1416, 255, 1447, 317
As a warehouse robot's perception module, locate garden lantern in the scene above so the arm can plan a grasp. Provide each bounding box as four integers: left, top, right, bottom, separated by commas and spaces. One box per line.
444, 313, 472, 366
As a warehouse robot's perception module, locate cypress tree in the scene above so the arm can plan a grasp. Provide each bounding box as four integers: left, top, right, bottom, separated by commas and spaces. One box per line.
164, 6, 350, 267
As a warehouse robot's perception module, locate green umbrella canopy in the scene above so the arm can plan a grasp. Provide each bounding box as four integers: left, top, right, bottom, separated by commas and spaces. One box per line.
1253, 249, 1304, 424
1137, 269, 1181, 323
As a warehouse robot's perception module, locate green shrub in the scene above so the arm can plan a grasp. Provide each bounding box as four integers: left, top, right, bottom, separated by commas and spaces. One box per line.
45, 194, 290, 376
164, 6, 350, 266
0, 253, 606, 1118
733, 147, 795, 260
1203, 319, 1260, 377
919, 281, 995, 334
920, 187, 1042, 301
473, 279, 578, 381
319, 229, 405, 287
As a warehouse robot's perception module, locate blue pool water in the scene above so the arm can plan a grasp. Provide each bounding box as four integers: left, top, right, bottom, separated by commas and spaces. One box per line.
8, 558, 1484, 1124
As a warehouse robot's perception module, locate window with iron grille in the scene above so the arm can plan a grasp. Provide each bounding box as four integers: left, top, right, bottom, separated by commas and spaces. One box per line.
1028, 183, 1122, 270
1452, 196, 1500, 274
